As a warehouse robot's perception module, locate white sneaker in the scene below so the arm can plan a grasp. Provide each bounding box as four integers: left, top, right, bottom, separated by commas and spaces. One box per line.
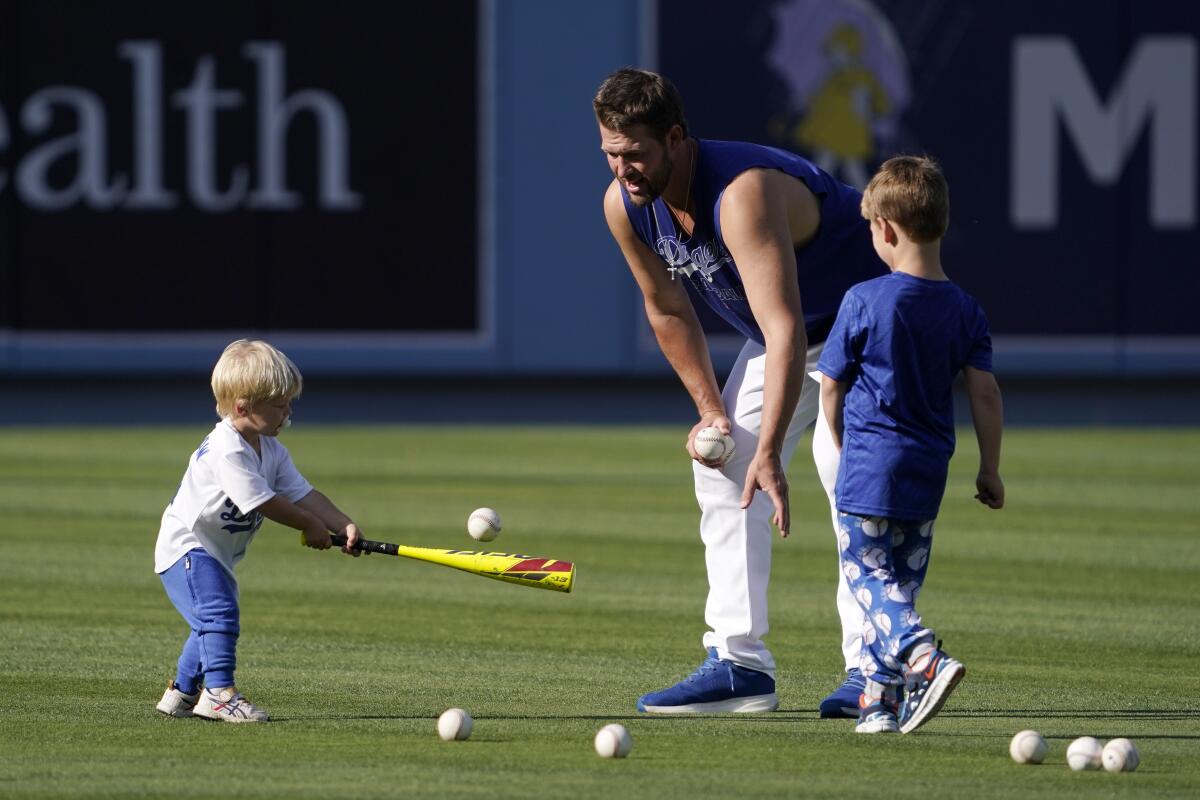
193, 687, 270, 723
155, 681, 201, 718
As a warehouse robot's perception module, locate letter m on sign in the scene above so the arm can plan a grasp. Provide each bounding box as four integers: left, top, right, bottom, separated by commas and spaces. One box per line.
1012, 36, 1196, 229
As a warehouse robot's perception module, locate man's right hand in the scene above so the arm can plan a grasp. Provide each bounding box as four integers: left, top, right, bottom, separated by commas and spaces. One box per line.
687, 411, 731, 466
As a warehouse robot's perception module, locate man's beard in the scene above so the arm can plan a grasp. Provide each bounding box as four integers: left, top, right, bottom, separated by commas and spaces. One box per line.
626, 156, 673, 207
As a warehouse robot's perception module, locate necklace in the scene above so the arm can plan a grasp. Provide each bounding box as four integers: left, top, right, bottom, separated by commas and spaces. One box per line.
666, 139, 696, 243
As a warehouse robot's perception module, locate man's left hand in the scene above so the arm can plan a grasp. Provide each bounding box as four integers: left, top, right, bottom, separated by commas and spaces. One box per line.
740, 451, 790, 537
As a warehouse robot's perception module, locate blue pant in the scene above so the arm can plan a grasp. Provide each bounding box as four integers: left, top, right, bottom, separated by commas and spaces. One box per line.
159, 549, 240, 692
838, 513, 936, 687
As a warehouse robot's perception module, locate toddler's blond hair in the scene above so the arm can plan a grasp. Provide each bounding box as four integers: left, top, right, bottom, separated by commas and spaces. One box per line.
211, 339, 302, 418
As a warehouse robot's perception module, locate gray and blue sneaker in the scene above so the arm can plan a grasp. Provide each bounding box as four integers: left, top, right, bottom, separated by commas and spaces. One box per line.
818, 668, 867, 719
898, 643, 965, 733
637, 648, 778, 713
855, 695, 900, 734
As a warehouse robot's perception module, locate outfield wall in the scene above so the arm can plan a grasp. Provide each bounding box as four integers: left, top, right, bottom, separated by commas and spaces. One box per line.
1, 0, 1197, 378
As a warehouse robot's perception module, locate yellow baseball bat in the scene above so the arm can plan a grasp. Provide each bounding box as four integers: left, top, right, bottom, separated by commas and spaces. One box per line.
313, 533, 575, 593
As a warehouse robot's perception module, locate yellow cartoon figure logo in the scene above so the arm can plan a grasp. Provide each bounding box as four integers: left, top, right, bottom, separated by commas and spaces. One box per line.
767, 0, 909, 188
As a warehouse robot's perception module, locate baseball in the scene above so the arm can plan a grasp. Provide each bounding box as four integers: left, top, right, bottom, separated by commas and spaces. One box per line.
1102, 738, 1140, 772
1009, 729, 1048, 764
593, 723, 632, 758
1066, 736, 1103, 771
467, 507, 501, 542
694, 426, 735, 464
437, 707, 473, 741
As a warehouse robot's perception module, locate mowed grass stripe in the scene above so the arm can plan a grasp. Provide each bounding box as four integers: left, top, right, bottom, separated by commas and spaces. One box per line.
1, 425, 1198, 799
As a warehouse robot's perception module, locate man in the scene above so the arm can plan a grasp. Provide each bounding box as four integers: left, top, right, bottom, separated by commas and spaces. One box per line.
594, 67, 885, 715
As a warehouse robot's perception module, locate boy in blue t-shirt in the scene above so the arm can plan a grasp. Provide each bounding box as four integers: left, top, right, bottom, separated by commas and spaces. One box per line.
816, 156, 1005, 734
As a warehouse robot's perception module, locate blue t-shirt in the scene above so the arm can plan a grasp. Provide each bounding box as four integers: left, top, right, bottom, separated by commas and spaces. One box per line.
816, 271, 993, 520
622, 139, 885, 345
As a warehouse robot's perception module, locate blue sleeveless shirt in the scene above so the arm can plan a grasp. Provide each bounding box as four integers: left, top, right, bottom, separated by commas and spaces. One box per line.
621, 139, 884, 345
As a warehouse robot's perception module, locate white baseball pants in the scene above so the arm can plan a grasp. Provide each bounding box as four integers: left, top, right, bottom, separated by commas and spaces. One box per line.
696, 339, 865, 677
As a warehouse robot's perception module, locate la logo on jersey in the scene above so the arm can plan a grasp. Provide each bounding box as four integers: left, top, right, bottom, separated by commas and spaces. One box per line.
219, 498, 264, 535
655, 235, 732, 283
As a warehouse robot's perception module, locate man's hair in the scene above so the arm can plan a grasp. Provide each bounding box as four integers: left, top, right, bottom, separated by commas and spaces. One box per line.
211, 339, 302, 418
860, 155, 949, 243
593, 67, 688, 140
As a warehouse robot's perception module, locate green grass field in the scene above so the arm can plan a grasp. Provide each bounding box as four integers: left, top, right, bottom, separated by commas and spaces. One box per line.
1, 425, 1198, 799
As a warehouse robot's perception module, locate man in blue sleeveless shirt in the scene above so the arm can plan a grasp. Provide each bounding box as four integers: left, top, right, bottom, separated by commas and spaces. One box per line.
594, 68, 885, 715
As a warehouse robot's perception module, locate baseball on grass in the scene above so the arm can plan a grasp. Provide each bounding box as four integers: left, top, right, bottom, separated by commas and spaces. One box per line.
694, 426, 735, 465
1102, 738, 1140, 773
1066, 736, 1103, 771
593, 723, 632, 758
437, 707, 473, 741
1009, 729, 1048, 764
467, 507, 501, 542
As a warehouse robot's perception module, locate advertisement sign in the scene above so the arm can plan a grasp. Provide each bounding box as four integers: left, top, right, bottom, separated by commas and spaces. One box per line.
657, 0, 1199, 339
0, 1, 478, 333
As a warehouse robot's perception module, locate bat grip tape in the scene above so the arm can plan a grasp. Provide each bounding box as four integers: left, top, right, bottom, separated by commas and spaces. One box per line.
328, 533, 397, 556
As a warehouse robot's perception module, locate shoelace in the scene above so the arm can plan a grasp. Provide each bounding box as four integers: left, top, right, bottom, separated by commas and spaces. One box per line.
684, 656, 725, 685
687, 656, 741, 692
229, 694, 259, 714
905, 639, 947, 693
213, 691, 255, 716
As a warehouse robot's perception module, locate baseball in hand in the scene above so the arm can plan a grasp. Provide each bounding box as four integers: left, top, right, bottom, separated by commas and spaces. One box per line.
1009, 730, 1047, 764
467, 508, 501, 542
437, 707, 473, 741
694, 426, 735, 464
593, 723, 632, 758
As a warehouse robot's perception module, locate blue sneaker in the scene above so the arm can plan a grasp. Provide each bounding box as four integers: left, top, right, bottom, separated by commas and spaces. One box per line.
637, 648, 778, 713
854, 695, 899, 734
898, 643, 965, 734
818, 668, 866, 719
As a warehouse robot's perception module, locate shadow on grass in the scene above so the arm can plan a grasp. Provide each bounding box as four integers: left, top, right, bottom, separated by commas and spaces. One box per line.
937, 709, 1200, 720
274, 708, 1200, 732
271, 713, 650, 723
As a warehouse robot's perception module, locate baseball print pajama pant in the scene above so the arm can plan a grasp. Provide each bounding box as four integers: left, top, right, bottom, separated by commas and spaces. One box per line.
837, 513, 936, 690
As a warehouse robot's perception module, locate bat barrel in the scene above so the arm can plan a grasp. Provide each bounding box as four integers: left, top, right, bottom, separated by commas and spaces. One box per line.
414, 548, 575, 593
316, 534, 574, 592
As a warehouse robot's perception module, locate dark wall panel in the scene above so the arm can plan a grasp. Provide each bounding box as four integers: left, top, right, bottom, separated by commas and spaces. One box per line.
0, 0, 477, 332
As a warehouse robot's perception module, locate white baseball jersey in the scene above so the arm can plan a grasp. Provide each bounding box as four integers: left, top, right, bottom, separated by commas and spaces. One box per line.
154, 418, 313, 577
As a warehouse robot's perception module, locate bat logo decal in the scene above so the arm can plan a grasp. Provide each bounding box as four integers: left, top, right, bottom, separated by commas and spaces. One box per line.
505, 559, 572, 573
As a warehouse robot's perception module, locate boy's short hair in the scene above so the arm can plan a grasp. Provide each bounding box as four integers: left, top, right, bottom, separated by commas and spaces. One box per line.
593, 67, 689, 140
861, 155, 949, 243
211, 339, 302, 418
